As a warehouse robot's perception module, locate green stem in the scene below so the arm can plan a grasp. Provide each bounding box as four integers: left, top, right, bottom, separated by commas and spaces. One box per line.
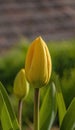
18, 99, 23, 130
34, 88, 40, 130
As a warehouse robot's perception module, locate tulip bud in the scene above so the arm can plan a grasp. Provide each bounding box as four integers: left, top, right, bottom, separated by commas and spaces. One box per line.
25, 36, 52, 88
13, 69, 29, 99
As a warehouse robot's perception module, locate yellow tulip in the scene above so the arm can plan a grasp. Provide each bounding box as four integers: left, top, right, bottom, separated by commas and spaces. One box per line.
13, 69, 29, 99
25, 36, 52, 88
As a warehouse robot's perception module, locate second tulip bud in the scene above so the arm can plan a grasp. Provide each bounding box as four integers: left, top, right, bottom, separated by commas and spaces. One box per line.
13, 69, 29, 99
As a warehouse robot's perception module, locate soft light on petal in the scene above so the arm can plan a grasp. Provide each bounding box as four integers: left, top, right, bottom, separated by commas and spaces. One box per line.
25, 36, 52, 88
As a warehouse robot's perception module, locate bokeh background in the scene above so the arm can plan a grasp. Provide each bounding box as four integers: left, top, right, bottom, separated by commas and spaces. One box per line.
0, 0, 75, 130
0, 0, 75, 49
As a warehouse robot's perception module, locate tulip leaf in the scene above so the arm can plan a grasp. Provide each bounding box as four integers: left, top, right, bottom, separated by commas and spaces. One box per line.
0, 82, 19, 130
60, 97, 75, 130
40, 82, 57, 130
54, 75, 66, 126
0, 91, 13, 130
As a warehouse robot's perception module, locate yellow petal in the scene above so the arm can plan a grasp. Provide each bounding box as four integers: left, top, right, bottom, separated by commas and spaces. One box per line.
25, 36, 52, 88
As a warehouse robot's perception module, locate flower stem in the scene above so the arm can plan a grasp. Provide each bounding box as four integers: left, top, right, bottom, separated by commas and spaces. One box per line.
34, 88, 40, 130
18, 99, 23, 130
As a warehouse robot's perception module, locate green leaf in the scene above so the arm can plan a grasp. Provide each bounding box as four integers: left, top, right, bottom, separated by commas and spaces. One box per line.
0, 91, 13, 130
0, 82, 19, 130
60, 97, 75, 130
40, 82, 57, 130
54, 75, 66, 126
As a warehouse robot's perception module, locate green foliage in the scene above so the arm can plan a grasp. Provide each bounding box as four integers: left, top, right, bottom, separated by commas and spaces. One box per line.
40, 83, 57, 130
60, 98, 75, 130
61, 68, 75, 107
53, 75, 66, 126
0, 82, 19, 130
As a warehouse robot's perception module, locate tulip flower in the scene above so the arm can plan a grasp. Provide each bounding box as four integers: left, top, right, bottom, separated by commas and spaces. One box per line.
25, 36, 52, 88
13, 68, 29, 99
25, 36, 52, 130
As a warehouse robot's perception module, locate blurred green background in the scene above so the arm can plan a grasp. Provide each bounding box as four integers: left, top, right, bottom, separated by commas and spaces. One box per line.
0, 38, 75, 129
